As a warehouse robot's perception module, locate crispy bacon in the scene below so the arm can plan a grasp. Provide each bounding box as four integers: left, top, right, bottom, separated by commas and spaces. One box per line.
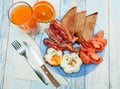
45, 28, 62, 44
50, 20, 72, 42
59, 42, 76, 52
43, 19, 76, 52
43, 38, 76, 52
43, 38, 64, 50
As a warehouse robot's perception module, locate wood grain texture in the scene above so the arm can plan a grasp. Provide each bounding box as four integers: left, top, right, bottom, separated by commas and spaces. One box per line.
1, 0, 120, 89
109, 0, 120, 89
3, 0, 37, 89
0, 0, 12, 89
85, 0, 109, 89
85, 34, 109, 89
96, 0, 109, 33
59, 0, 85, 89
77, 0, 86, 12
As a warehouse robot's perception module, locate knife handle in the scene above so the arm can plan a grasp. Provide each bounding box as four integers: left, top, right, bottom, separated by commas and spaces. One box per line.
41, 65, 60, 87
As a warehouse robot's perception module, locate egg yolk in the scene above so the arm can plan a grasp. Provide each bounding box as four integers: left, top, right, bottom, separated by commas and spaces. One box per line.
51, 54, 62, 65
68, 59, 77, 67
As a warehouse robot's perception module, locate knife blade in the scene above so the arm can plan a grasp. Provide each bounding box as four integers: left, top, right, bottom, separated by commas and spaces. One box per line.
23, 41, 60, 87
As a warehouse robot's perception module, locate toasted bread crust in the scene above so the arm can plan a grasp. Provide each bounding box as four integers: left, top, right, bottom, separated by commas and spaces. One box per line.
82, 12, 98, 41
75, 11, 86, 43
62, 7, 77, 37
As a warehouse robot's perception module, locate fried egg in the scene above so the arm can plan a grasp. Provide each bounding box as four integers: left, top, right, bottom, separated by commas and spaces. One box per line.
60, 53, 82, 74
44, 48, 63, 66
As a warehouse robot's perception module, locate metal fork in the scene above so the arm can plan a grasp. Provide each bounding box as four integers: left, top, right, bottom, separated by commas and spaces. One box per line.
11, 40, 49, 85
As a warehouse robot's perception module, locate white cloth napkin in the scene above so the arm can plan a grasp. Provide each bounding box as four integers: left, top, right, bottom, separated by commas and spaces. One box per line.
13, 31, 68, 85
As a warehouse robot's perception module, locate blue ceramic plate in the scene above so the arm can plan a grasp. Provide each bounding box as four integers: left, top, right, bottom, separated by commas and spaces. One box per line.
39, 23, 105, 77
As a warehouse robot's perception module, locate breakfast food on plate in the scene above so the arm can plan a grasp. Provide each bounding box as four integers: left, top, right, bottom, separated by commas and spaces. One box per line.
80, 30, 107, 64
33, 1, 55, 22
42, 6, 108, 74
43, 20, 76, 52
75, 11, 86, 43
60, 53, 82, 74
44, 48, 63, 66
61, 7, 77, 37
82, 12, 98, 41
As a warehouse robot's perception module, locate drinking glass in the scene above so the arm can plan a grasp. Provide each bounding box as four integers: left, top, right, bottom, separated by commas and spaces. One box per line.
8, 1, 40, 35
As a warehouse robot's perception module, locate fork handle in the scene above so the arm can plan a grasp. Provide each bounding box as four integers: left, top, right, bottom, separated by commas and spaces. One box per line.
41, 65, 60, 87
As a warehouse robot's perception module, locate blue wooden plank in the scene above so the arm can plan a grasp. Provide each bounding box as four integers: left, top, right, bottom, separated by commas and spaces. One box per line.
109, 0, 120, 89
59, 0, 74, 18
0, 0, 12, 89
59, 0, 85, 89
84, 0, 109, 89
2, 0, 38, 89
35, 0, 85, 89
96, 0, 109, 33
31, 81, 55, 89
1, 0, 111, 89
0, 0, 4, 88
77, 0, 86, 11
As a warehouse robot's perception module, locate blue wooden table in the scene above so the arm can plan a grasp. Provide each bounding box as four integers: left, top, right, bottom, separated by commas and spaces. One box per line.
0, 0, 120, 89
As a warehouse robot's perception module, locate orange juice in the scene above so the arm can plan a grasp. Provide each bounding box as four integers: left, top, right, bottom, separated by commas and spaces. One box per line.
11, 5, 32, 25
8, 2, 40, 34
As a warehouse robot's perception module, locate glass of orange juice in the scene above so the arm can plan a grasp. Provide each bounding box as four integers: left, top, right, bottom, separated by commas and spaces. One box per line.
8, 1, 40, 35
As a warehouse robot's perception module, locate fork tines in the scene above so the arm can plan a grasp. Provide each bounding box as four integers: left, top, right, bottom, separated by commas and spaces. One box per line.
11, 40, 21, 50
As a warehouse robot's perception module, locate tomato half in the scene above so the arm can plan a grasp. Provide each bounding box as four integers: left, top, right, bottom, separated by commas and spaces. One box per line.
87, 52, 103, 64
88, 40, 104, 52
79, 51, 91, 64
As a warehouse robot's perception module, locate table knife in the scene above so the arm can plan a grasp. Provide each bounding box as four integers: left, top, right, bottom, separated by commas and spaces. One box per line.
23, 41, 60, 88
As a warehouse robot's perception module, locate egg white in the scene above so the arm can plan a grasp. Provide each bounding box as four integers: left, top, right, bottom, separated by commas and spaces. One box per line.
44, 48, 63, 64
60, 53, 82, 74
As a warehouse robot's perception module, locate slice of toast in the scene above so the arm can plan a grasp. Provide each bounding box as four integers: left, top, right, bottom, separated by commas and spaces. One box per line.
75, 11, 86, 43
82, 12, 98, 41
61, 7, 77, 37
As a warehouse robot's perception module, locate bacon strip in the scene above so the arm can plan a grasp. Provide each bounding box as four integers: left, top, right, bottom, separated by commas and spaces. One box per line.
43, 38, 76, 52
50, 20, 72, 42
44, 20, 76, 52
43, 38, 64, 50
60, 42, 75, 52
45, 28, 62, 44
